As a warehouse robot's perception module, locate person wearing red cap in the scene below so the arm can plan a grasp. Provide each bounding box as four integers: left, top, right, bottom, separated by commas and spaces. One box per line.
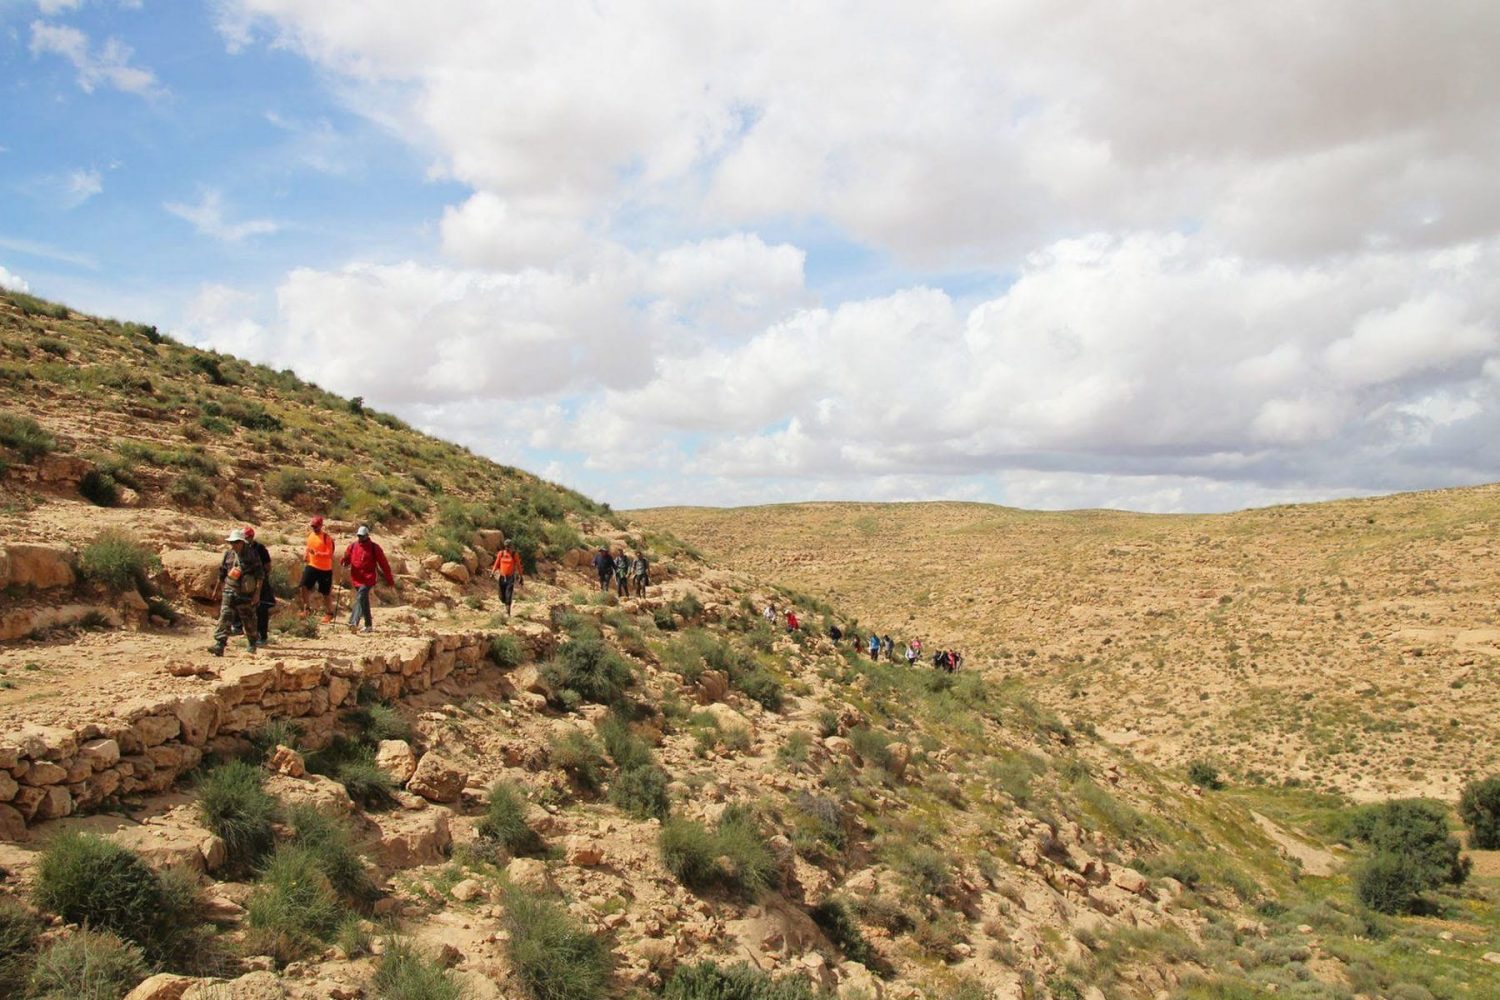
300, 515, 336, 622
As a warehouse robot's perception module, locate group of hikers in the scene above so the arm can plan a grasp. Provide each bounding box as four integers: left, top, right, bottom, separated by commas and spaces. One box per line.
208, 515, 527, 657
762, 605, 964, 672
592, 545, 651, 597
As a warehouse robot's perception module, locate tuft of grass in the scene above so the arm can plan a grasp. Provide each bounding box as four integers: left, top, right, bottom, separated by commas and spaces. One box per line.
477, 782, 545, 857
660, 805, 777, 897
550, 730, 607, 792
79, 469, 120, 507
32, 833, 198, 963
503, 885, 610, 1000
0, 898, 42, 996
245, 845, 349, 965
662, 961, 819, 1000
489, 633, 526, 668
350, 702, 414, 744
609, 763, 671, 821
540, 622, 634, 709
248, 719, 304, 761
287, 804, 381, 909
1188, 760, 1225, 790
27, 928, 147, 1000
808, 897, 879, 970
373, 938, 466, 1000
0, 411, 56, 462
196, 759, 278, 875
78, 530, 158, 592
305, 736, 397, 810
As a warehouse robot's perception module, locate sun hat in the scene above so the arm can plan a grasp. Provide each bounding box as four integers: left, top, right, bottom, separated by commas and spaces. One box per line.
356, 525, 370, 538
226, 528, 247, 543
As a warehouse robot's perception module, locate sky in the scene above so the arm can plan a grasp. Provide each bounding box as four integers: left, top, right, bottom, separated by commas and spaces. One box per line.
3, 1, 1499, 513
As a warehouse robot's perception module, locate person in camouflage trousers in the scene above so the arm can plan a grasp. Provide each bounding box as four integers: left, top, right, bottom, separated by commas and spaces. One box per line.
210, 528, 263, 656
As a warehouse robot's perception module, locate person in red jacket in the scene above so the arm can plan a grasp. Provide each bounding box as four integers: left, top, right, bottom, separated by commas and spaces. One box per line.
491, 539, 523, 616
340, 524, 394, 634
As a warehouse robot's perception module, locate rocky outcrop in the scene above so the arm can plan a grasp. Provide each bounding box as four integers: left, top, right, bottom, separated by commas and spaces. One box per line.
158, 549, 227, 601
0, 630, 498, 838
0, 543, 75, 590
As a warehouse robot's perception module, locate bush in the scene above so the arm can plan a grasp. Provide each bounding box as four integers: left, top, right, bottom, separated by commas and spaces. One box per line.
0, 897, 42, 996
268, 468, 310, 502
808, 897, 878, 969
167, 471, 213, 505
1356, 799, 1469, 888
610, 763, 671, 821
32, 833, 196, 962
1458, 775, 1500, 849
1187, 760, 1224, 790
78, 530, 157, 592
27, 928, 147, 1000
1356, 851, 1428, 915
662, 961, 818, 1000
350, 702, 414, 743
489, 633, 525, 668
245, 845, 347, 965
550, 730, 607, 792
305, 737, 397, 809
373, 938, 466, 1000
660, 806, 776, 897
504, 886, 610, 1000
541, 625, 633, 708
477, 782, 545, 856
79, 469, 120, 507
0, 411, 55, 461
197, 760, 278, 875
287, 804, 380, 908
248, 719, 303, 760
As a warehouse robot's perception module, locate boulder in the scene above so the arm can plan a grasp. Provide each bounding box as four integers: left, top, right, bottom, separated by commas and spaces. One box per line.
505, 857, 554, 893
263, 773, 354, 815
451, 878, 487, 902
885, 742, 911, 779
0, 543, 75, 590
375, 740, 419, 784
159, 549, 226, 601
696, 670, 729, 704
438, 562, 470, 585
0, 803, 26, 841
125, 973, 199, 1000
565, 835, 604, 867
375, 810, 452, 868
267, 745, 305, 778
473, 529, 504, 554
408, 753, 467, 803
183, 971, 287, 1000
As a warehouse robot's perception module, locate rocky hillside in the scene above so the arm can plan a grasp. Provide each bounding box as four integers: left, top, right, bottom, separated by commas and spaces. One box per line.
0, 287, 1496, 1000
635, 493, 1500, 804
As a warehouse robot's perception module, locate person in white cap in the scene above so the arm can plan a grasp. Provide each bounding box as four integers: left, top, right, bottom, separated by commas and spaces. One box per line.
209, 528, 263, 656
340, 524, 394, 633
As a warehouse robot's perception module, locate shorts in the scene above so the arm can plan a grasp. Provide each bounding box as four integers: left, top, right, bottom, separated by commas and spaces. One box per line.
300, 566, 333, 595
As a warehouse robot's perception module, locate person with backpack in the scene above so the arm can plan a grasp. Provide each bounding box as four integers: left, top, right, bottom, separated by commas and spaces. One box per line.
341, 525, 394, 633
882, 634, 894, 660
785, 609, 800, 632
613, 550, 631, 597
904, 642, 917, 667
208, 528, 262, 657
630, 551, 650, 596
828, 623, 843, 642
492, 539, 523, 616
763, 604, 776, 623
592, 546, 613, 592
868, 633, 881, 659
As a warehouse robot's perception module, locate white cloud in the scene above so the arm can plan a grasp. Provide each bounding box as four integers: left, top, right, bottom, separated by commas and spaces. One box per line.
0, 265, 29, 293
164, 189, 280, 242
29, 20, 162, 97
37, 1, 83, 14
63, 168, 102, 208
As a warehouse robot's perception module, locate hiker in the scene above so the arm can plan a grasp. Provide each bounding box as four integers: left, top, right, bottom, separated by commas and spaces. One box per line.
300, 515, 336, 622
763, 604, 776, 623
785, 609, 799, 632
904, 642, 917, 666
593, 546, 613, 592
912, 637, 923, 659
341, 524, 394, 634
630, 551, 650, 596
828, 623, 843, 642
882, 635, 894, 661
209, 528, 262, 657
492, 539, 523, 616
868, 633, 881, 659
244, 526, 275, 646
613, 550, 631, 597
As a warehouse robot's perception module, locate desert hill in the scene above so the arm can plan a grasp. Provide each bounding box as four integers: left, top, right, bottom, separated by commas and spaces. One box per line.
0, 286, 1497, 1000
635, 491, 1500, 803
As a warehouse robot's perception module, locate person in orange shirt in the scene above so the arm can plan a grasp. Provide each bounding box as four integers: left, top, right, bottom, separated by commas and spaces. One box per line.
299, 515, 337, 622
492, 539, 523, 617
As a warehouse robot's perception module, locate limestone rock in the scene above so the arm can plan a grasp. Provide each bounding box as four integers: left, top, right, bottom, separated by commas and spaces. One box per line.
183, 971, 287, 1000
159, 549, 227, 601
505, 857, 554, 893
565, 835, 604, 866
267, 745, 305, 778
438, 562, 470, 585
408, 753, 467, 803
125, 973, 199, 1000
375, 740, 418, 785
375, 810, 452, 868
885, 742, 911, 779
263, 773, 355, 815
696, 670, 729, 704
0, 543, 75, 590
452, 878, 486, 902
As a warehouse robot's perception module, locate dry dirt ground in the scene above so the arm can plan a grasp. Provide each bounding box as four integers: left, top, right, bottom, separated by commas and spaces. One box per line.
634, 485, 1500, 801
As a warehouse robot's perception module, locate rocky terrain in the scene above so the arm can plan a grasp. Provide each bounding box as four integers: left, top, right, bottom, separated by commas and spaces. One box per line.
635, 493, 1500, 803
0, 287, 1497, 1000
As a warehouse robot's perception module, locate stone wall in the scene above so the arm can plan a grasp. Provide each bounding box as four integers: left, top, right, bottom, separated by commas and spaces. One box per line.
0, 630, 509, 840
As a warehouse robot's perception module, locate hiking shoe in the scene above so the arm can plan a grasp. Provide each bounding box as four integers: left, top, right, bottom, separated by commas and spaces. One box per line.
360, 626, 373, 634
207, 644, 225, 657
348, 623, 359, 634
320, 615, 334, 624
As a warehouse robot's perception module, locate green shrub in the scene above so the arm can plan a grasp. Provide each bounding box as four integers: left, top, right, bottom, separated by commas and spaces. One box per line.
27, 928, 147, 1000
1356, 851, 1428, 915
305, 736, 397, 809
477, 783, 545, 856
168, 471, 213, 505
847, 727, 892, 770
0, 897, 42, 996
1354, 799, 1469, 887
550, 730, 607, 791
662, 961, 818, 1000
808, 897, 878, 969
350, 702, 414, 743
660, 805, 776, 896
78, 530, 157, 592
541, 625, 633, 708
0, 411, 55, 461
245, 845, 348, 965
504, 886, 610, 1000
197, 760, 278, 875
79, 469, 120, 507
893, 843, 953, 897
1458, 775, 1500, 849
248, 719, 303, 760
373, 938, 466, 1000
489, 633, 526, 668
287, 804, 380, 908
268, 468, 310, 502
32, 833, 197, 962
610, 764, 671, 821
1187, 760, 1224, 790
599, 716, 653, 771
